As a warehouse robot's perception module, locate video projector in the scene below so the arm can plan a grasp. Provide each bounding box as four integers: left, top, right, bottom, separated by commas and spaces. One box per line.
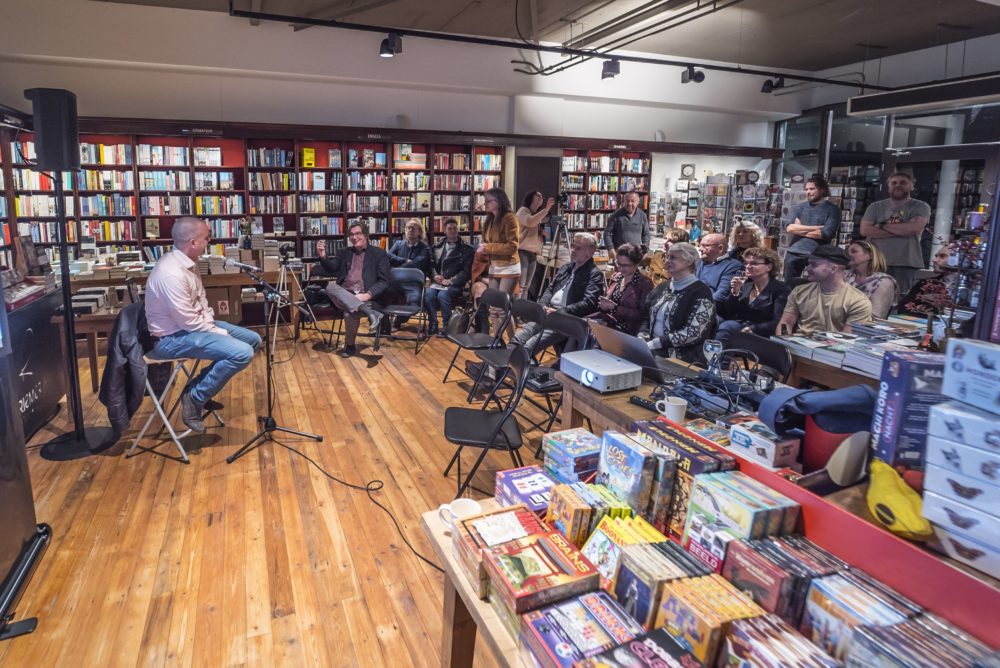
560, 349, 643, 393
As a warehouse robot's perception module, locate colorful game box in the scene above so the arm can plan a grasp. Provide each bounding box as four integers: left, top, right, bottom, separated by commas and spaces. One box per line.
495, 465, 555, 519
597, 431, 656, 516
452, 503, 547, 598
575, 627, 702, 668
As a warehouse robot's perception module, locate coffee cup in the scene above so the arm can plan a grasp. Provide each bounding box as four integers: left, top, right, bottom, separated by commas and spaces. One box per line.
437, 498, 482, 531
655, 396, 687, 422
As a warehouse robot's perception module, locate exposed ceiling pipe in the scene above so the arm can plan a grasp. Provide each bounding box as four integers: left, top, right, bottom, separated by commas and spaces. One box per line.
226, 0, 894, 91
565, 0, 699, 49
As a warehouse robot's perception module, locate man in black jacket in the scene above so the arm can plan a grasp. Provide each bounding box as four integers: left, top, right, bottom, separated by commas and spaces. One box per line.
511, 232, 604, 353
316, 222, 391, 357
424, 219, 474, 336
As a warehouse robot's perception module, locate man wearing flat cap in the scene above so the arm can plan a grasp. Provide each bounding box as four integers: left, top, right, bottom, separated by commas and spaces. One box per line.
777, 245, 872, 336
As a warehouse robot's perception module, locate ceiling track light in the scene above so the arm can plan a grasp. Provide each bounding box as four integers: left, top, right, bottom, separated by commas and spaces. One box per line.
681, 66, 705, 84
761, 76, 786, 93
601, 59, 620, 80
380, 32, 402, 58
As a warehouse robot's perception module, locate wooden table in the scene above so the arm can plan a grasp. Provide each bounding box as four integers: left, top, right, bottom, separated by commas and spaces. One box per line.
555, 370, 659, 436
420, 500, 526, 668
787, 355, 879, 390
53, 307, 121, 393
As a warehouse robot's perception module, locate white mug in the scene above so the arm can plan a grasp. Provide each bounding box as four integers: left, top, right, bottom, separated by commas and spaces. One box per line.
655, 396, 687, 423
438, 498, 482, 531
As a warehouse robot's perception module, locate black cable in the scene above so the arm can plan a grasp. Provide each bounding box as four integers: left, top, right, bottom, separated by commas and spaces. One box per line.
513, 0, 531, 45
274, 441, 445, 574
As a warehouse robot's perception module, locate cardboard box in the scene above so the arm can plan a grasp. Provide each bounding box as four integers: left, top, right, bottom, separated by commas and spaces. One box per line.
205, 286, 239, 324
728, 421, 800, 468
925, 436, 1000, 489
928, 400, 1000, 455
922, 490, 1000, 550
924, 464, 1000, 517
932, 524, 1000, 580
942, 338, 1000, 415
495, 465, 554, 518
870, 351, 945, 472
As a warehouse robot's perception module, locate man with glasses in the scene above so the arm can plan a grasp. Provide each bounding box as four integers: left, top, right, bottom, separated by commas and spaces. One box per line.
145, 217, 262, 432
860, 172, 931, 295
316, 222, 391, 357
783, 176, 841, 281
777, 246, 871, 336
695, 232, 742, 304
603, 191, 650, 262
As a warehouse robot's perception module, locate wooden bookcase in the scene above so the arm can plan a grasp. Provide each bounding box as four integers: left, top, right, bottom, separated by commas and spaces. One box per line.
0, 132, 507, 267
559, 148, 651, 235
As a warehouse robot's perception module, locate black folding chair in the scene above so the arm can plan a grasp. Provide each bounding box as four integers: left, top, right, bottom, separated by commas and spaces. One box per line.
520, 312, 592, 438
443, 344, 530, 498
724, 331, 794, 383
441, 288, 511, 383
465, 299, 546, 403
379, 267, 428, 354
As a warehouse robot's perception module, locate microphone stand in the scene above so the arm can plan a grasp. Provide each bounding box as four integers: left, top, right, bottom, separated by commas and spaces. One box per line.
226, 267, 322, 464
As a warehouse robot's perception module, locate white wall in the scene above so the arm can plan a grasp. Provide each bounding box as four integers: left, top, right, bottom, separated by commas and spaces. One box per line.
650, 153, 772, 196
0, 0, 798, 144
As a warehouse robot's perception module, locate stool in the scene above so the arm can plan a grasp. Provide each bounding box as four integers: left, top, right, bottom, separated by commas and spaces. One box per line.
125, 357, 224, 464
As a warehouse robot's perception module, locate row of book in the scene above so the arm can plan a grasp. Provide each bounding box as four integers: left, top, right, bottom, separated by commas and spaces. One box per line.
475, 153, 502, 171
11, 169, 74, 191
434, 153, 469, 170
565, 214, 608, 230
345, 194, 388, 213
16, 220, 76, 244
137, 144, 188, 166
434, 194, 471, 211
299, 172, 343, 191
347, 148, 387, 169
139, 170, 191, 191
302, 216, 343, 236
14, 195, 75, 217
81, 220, 137, 242
390, 194, 430, 212
474, 174, 501, 191
248, 171, 295, 191
192, 146, 224, 167
433, 174, 471, 190
587, 194, 621, 210
347, 171, 387, 191
249, 195, 296, 215
140, 195, 192, 216
299, 194, 343, 214
80, 142, 133, 165
391, 172, 430, 190
195, 171, 236, 191
79, 194, 135, 217
194, 195, 244, 216
247, 147, 294, 168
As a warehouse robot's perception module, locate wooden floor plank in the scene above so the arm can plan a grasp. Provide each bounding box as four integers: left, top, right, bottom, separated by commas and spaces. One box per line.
10, 330, 546, 666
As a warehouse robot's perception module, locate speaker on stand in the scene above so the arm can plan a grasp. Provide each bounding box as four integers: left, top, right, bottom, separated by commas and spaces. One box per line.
23, 88, 113, 460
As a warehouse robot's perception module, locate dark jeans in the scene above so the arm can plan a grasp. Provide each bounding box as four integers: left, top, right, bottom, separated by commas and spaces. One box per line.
424, 285, 463, 332
716, 319, 746, 346
888, 266, 919, 296
783, 253, 808, 281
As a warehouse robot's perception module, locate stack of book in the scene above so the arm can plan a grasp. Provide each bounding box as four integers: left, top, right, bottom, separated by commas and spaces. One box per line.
451, 503, 546, 598
541, 428, 602, 483
724, 614, 839, 667
482, 531, 600, 638
613, 541, 712, 630
847, 613, 997, 666
576, 628, 700, 667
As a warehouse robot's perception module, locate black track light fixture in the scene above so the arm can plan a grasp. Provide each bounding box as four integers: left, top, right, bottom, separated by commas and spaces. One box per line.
681, 66, 705, 84
380, 32, 402, 58
601, 59, 620, 80
761, 76, 785, 93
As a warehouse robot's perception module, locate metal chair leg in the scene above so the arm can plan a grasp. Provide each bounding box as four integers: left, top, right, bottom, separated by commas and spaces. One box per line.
443, 446, 463, 477
442, 346, 462, 383
456, 447, 491, 499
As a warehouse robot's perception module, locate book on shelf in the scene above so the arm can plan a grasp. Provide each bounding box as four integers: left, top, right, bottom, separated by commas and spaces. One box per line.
192, 146, 223, 167
328, 148, 341, 168
144, 218, 160, 239
301, 147, 315, 168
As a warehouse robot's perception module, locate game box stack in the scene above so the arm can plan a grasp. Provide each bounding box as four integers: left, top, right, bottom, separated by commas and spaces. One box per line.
922, 338, 1000, 579
541, 428, 602, 483
482, 531, 600, 638
723, 614, 839, 667
580, 513, 667, 590
846, 612, 998, 666
451, 503, 547, 598
575, 627, 702, 667
519, 591, 645, 668
596, 431, 658, 517
614, 541, 712, 630
495, 465, 556, 519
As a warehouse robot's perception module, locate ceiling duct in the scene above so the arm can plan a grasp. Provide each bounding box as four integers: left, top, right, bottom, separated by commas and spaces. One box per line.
848, 73, 1000, 116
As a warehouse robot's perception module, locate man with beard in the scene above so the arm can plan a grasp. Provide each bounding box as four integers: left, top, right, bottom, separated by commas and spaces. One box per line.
783, 175, 841, 281
860, 172, 931, 295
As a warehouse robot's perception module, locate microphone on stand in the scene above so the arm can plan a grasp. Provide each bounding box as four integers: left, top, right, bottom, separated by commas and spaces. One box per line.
224, 258, 262, 272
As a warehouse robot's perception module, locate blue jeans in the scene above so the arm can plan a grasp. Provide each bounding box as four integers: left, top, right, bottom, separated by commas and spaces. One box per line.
424, 285, 462, 332
149, 321, 261, 406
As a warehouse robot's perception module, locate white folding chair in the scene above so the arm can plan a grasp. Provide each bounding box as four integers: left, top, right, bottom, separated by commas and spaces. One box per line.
125, 356, 224, 464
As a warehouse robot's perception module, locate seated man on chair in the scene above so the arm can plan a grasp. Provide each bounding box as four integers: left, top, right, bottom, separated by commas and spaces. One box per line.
145, 217, 262, 433
510, 232, 604, 354
316, 222, 391, 357
425, 218, 474, 336
387, 219, 431, 326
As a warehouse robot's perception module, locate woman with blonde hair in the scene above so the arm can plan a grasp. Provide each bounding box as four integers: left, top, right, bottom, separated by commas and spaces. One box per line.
728, 219, 763, 262
845, 240, 898, 319
717, 246, 790, 342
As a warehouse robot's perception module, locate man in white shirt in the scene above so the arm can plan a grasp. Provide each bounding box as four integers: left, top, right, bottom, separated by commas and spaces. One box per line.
145, 217, 261, 433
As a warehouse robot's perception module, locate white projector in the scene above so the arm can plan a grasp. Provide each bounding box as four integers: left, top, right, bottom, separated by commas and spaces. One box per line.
560, 349, 643, 393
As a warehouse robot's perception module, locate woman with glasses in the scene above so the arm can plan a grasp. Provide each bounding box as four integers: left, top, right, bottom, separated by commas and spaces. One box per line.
589, 243, 653, 335
717, 247, 790, 343
638, 242, 716, 365
845, 240, 898, 319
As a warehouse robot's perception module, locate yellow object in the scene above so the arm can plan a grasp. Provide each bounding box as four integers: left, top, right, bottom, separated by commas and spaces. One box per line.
866, 459, 933, 541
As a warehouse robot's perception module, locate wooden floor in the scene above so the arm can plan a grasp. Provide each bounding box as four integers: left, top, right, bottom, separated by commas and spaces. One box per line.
2, 327, 549, 667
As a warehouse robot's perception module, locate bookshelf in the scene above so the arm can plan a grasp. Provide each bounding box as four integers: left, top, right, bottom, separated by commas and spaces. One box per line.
193, 137, 245, 253
9, 133, 78, 264
137, 135, 190, 261
78, 133, 138, 258
0, 144, 8, 269
298, 140, 344, 260
431, 144, 478, 244
558, 148, 651, 234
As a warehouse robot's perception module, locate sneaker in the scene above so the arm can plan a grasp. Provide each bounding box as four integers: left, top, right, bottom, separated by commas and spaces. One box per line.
340, 344, 357, 358
181, 390, 206, 434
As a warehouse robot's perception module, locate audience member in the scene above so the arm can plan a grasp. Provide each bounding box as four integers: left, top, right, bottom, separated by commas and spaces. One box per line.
508, 232, 603, 353
145, 217, 261, 432
777, 246, 871, 336
897, 245, 958, 317
860, 172, 931, 295
604, 191, 649, 261
317, 222, 391, 357
387, 219, 431, 320
515, 190, 555, 295
639, 242, 716, 365
649, 227, 689, 285
696, 232, 742, 304
845, 240, 898, 319
783, 176, 841, 280
589, 242, 654, 336
717, 247, 790, 342
475, 187, 521, 332
424, 218, 474, 336
728, 219, 764, 262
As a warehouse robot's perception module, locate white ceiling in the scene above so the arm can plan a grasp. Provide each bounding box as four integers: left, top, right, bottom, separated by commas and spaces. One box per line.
93, 0, 1000, 72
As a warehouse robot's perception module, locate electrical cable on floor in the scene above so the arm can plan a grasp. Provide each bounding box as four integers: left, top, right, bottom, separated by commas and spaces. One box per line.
275, 441, 445, 575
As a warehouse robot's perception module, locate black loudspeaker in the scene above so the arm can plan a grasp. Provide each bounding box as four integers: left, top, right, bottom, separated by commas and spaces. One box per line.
23, 88, 80, 171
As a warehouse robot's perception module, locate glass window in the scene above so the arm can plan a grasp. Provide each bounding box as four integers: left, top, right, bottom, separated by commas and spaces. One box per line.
774, 113, 823, 184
